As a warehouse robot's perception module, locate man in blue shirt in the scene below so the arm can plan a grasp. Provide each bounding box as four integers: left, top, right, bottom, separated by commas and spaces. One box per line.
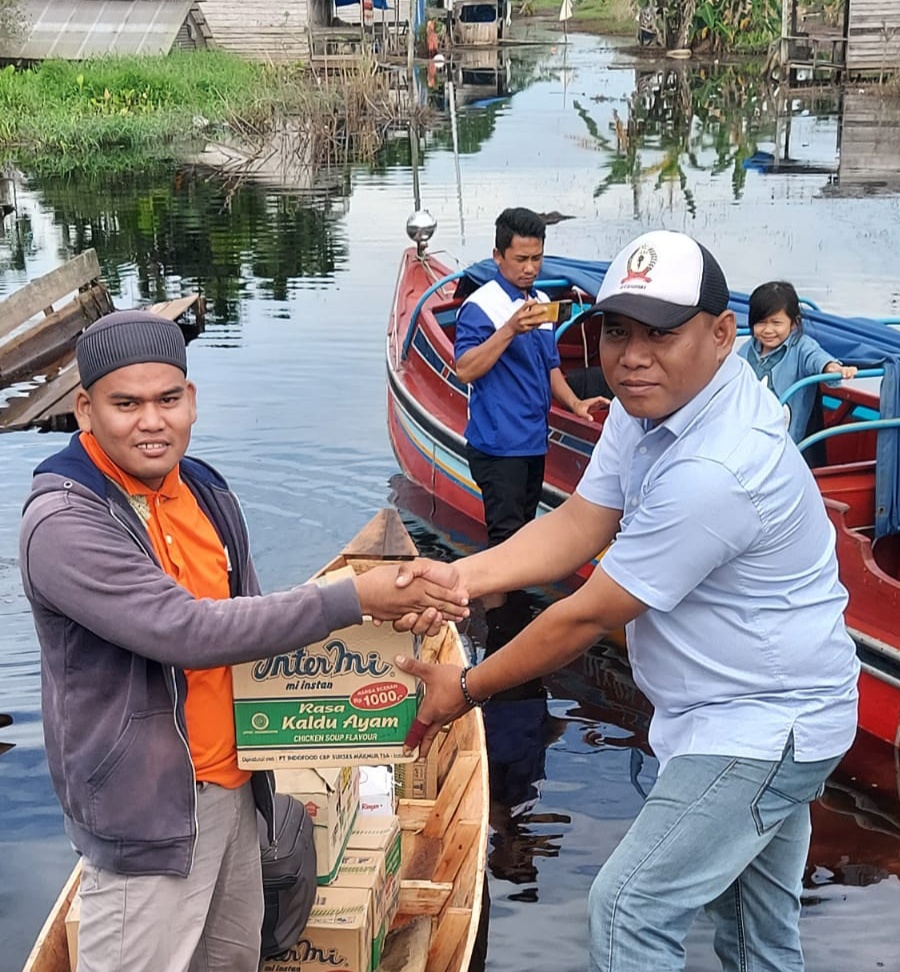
455, 207, 607, 547
400, 229, 860, 972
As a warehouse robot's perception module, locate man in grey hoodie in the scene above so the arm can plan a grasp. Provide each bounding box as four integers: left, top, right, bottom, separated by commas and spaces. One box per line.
19, 310, 465, 972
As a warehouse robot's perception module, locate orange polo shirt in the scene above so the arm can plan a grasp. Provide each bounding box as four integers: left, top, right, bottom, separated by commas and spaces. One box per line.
81, 432, 250, 789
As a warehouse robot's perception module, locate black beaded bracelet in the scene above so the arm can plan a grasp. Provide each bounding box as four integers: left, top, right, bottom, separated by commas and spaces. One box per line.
460, 666, 486, 708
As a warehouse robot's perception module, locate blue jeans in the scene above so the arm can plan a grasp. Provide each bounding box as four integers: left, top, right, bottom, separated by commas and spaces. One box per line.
588, 740, 843, 972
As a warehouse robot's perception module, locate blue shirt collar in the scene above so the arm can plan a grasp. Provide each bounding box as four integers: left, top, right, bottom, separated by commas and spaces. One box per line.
641, 353, 743, 439
494, 266, 538, 301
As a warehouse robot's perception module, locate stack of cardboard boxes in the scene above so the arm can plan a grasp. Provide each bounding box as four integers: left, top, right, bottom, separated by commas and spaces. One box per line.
275, 766, 360, 885
334, 815, 402, 969
259, 774, 403, 972
233, 574, 420, 972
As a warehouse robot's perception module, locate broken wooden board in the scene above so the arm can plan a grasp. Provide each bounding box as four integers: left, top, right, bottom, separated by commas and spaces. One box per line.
0, 285, 114, 386
0, 352, 80, 433
0, 249, 101, 341
148, 294, 203, 322
0, 295, 205, 433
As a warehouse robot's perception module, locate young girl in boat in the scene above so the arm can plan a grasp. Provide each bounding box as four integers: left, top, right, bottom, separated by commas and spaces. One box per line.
739, 280, 857, 443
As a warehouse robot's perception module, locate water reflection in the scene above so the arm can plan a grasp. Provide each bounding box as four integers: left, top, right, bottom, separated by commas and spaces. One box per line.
572, 63, 785, 209
413, 46, 892, 225
0, 171, 350, 334
473, 589, 572, 902
808, 733, 900, 893
485, 696, 570, 901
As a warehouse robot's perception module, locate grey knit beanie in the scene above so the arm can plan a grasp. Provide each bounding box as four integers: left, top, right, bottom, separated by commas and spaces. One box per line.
76, 310, 187, 389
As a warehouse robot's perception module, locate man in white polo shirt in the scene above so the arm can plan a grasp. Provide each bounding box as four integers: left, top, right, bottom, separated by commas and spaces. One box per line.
398, 229, 860, 972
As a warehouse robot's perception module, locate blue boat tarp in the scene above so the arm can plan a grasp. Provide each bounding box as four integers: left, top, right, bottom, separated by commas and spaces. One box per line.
463, 255, 611, 300
462, 254, 900, 538
792, 307, 900, 540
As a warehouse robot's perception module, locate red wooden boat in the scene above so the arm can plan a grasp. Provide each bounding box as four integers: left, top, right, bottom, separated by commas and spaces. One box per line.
386, 216, 900, 749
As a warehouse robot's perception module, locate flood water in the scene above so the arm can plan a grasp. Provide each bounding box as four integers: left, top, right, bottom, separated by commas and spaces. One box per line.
3, 29, 900, 972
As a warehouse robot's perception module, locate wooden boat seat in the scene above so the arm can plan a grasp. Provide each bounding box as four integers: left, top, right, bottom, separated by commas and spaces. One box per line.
814, 459, 876, 530
433, 305, 460, 330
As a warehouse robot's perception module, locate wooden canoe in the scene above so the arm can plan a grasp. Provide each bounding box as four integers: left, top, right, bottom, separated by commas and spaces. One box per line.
21, 507, 489, 972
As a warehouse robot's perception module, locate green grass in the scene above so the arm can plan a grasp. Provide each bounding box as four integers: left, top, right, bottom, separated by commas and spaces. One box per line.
0, 52, 353, 174
0, 51, 408, 176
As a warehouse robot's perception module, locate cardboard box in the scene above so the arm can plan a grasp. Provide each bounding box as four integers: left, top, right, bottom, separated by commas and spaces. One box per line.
394, 728, 444, 801
261, 886, 372, 972
65, 893, 80, 972
233, 596, 422, 768
346, 815, 401, 942
333, 851, 386, 969
275, 766, 359, 884
358, 764, 395, 816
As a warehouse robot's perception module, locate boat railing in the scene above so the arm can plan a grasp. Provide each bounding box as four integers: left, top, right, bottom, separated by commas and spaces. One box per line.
777, 369, 890, 455
779, 369, 885, 406
403, 270, 467, 359
402, 273, 577, 360
798, 417, 900, 454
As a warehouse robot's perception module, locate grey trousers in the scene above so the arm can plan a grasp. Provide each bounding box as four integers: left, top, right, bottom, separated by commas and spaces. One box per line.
77, 780, 263, 972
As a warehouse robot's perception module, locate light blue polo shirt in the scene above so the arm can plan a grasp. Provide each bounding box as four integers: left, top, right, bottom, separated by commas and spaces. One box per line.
577, 353, 859, 771
455, 271, 561, 456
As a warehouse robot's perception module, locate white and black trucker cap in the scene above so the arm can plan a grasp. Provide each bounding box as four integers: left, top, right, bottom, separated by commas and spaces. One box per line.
589, 230, 730, 329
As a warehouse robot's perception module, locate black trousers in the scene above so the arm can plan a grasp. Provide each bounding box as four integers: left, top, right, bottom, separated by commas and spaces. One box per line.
466, 444, 546, 698
465, 444, 545, 547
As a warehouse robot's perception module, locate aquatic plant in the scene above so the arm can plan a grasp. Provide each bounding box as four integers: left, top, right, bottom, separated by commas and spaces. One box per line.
0, 52, 419, 178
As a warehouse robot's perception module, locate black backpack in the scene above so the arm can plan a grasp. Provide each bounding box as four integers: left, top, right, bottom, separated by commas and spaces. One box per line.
258, 792, 317, 964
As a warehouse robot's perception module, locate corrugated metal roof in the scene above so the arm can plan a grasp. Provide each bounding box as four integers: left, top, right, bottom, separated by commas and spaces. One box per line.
0, 0, 195, 60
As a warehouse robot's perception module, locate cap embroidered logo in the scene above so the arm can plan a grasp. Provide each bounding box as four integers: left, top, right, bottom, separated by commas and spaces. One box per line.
621, 244, 657, 286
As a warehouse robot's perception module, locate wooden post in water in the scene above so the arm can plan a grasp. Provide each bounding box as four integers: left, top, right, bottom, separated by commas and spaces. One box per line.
448, 80, 465, 244
780, 0, 791, 85
407, 0, 415, 78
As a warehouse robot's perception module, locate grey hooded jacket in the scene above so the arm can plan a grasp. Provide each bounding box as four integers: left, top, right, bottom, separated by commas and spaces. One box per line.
20, 434, 362, 877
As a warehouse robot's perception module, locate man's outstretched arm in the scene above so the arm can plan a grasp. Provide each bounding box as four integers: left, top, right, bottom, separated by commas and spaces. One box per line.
396, 493, 622, 603
399, 556, 646, 755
